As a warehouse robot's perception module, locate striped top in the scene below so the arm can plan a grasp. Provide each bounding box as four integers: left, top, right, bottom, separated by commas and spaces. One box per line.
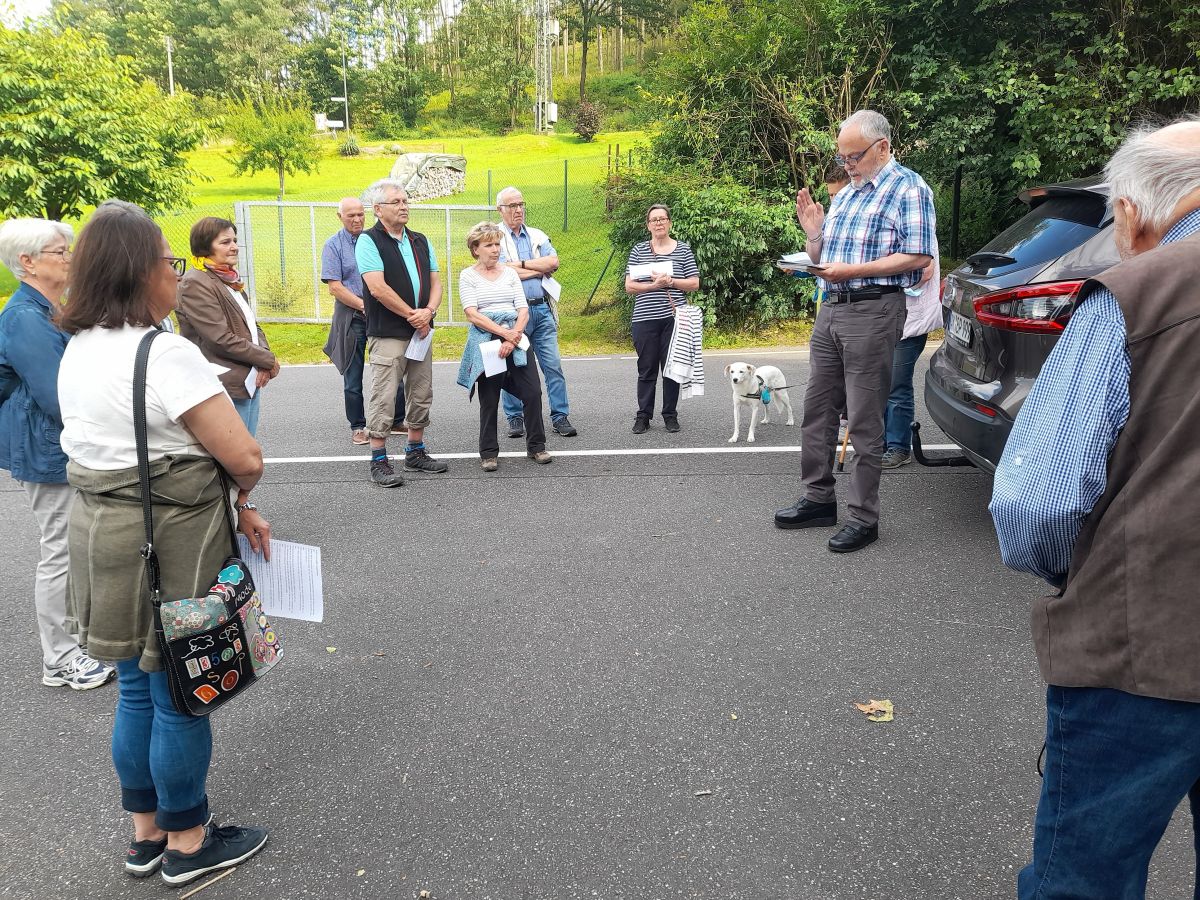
459, 266, 528, 313
626, 239, 700, 323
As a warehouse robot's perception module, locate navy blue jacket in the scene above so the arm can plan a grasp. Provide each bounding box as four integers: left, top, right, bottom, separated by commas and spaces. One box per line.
0, 283, 69, 483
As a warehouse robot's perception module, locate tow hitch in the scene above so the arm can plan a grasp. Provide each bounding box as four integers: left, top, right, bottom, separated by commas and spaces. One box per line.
911, 421, 975, 468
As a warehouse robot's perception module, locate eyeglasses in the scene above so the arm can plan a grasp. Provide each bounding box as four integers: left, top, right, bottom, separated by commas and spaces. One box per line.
378, 199, 409, 208
41, 248, 72, 260
833, 137, 885, 167
499, 202, 526, 210
163, 256, 187, 277
647, 217, 670, 225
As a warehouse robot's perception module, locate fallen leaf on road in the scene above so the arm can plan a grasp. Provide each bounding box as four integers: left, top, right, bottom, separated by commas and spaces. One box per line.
356, 869, 365, 877
695, 789, 713, 797
854, 699, 894, 722
326, 647, 337, 653
730, 713, 738, 721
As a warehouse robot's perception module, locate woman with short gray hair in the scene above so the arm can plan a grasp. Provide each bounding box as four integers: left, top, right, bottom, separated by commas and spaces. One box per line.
0, 217, 115, 690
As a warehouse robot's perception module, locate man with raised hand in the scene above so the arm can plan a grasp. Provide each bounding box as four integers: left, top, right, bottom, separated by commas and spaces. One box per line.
495, 186, 578, 439
773, 110, 935, 552
991, 116, 1200, 898
355, 179, 448, 486
321, 197, 404, 446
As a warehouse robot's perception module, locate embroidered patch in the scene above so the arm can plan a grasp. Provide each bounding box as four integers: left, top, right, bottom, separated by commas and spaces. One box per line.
220, 670, 239, 691
234, 638, 243, 653
221, 647, 234, 662
199, 655, 210, 671
186, 658, 201, 678
217, 565, 244, 586
193, 684, 219, 704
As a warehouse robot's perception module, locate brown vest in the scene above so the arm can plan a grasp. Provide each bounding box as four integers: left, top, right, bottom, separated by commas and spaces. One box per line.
1033, 234, 1200, 701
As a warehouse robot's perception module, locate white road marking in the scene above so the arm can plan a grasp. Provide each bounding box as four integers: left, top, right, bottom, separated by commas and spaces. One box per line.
264, 444, 964, 464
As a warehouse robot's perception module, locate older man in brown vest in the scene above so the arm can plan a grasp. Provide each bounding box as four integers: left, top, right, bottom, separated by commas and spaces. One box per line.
990, 116, 1200, 897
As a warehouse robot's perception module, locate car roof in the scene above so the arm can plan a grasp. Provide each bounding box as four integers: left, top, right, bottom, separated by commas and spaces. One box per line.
1019, 175, 1108, 207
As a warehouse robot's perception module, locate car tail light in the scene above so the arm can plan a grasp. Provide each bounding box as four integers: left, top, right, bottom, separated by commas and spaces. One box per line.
973, 280, 1084, 334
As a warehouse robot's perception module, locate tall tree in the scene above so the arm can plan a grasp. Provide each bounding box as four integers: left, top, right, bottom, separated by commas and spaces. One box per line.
0, 25, 202, 220
227, 94, 321, 197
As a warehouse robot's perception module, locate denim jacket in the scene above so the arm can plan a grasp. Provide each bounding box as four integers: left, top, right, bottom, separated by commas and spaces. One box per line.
0, 283, 69, 483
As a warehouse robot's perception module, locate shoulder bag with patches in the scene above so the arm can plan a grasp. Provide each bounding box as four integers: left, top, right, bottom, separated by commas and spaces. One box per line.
134, 329, 282, 716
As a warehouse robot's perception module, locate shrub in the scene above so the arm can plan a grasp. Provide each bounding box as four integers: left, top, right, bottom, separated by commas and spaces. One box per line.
574, 101, 602, 143
339, 132, 361, 157
367, 113, 408, 141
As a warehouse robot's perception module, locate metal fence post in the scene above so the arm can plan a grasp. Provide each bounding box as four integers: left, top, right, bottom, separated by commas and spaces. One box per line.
445, 207, 454, 323
309, 204, 320, 319
563, 159, 568, 232
234, 202, 256, 305
487, 170, 493, 206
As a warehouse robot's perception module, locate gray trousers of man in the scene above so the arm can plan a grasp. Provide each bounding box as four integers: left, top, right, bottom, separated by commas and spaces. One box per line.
799, 293, 906, 526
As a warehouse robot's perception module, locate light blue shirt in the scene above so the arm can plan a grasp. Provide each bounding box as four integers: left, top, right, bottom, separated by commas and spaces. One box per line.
990, 208, 1200, 586
499, 223, 557, 302
354, 228, 439, 305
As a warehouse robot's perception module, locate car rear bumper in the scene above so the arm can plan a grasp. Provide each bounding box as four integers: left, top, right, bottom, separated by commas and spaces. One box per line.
923, 351, 1012, 473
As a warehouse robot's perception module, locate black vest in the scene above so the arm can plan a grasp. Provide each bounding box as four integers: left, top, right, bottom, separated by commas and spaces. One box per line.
360, 221, 432, 339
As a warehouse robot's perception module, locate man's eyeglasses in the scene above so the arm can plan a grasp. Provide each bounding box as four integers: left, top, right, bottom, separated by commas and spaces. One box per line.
833, 137, 885, 167
41, 248, 72, 260
163, 256, 187, 277
378, 199, 410, 208
499, 202, 526, 210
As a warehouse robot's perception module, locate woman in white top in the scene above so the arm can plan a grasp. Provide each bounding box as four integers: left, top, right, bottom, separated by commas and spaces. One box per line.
458, 222, 551, 471
58, 200, 272, 885
176, 217, 279, 436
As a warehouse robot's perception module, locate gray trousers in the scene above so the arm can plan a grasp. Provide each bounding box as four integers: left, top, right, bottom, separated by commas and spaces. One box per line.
17, 480, 81, 669
799, 293, 906, 526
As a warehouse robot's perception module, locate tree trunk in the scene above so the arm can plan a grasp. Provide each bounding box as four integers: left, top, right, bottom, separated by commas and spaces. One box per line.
277, 165, 285, 197
579, 32, 589, 100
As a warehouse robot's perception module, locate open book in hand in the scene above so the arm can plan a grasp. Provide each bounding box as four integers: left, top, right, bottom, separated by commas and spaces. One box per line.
777, 251, 826, 274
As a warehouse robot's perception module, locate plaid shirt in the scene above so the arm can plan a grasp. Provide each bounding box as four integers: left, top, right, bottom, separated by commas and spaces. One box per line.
819, 159, 937, 290
990, 208, 1200, 585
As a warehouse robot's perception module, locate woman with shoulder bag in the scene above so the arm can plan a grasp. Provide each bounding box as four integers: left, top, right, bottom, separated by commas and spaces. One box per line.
58, 200, 272, 886
176, 217, 278, 436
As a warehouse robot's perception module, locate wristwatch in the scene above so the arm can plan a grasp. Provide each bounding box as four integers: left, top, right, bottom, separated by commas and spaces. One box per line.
520, 259, 526, 269
237, 501, 258, 512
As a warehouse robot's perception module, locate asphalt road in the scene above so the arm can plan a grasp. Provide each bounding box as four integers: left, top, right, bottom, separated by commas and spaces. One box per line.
1, 346, 1194, 899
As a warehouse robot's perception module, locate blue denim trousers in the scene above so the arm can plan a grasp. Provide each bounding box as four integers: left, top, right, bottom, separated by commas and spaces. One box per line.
111, 658, 212, 831
1018, 685, 1200, 899
342, 315, 404, 431
502, 303, 569, 423
231, 393, 261, 437
884, 333, 928, 451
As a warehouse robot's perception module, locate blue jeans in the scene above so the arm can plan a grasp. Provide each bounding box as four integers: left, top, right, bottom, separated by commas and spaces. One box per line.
111, 658, 212, 831
1018, 685, 1200, 899
343, 315, 404, 430
502, 303, 569, 423
884, 334, 927, 451
232, 393, 261, 437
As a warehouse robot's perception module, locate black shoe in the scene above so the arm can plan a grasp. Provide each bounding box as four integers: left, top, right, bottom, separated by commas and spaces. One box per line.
553, 416, 578, 437
632, 417, 649, 434
370, 456, 405, 487
404, 448, 449, 473
126, 837, 168, 877
507, 416, 525, 438
828, 522, 879, 553
160, 823, 269, 886
663, 415, 680, 433
774, 498, 837, 529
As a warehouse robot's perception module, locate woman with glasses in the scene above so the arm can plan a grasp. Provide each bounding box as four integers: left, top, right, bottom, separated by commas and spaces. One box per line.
623, 204, 700, 434
57, 200, 272, 886
176, 217, 279, 436
0, 218, 116, 691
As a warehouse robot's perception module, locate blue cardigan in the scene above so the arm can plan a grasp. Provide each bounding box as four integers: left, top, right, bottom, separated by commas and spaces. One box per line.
0, 283, 69, 483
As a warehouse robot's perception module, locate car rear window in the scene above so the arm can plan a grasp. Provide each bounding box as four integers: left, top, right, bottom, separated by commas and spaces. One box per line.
967, 195, 1108, 275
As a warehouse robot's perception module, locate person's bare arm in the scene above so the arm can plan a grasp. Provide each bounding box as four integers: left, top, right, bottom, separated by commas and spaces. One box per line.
669, 275, 700, 293
361, 271, 415, 318
409, 271, 442, 334
179, 394, 263, 492
508, 253, 559, 279
463, 307, 526, 344
815, 252, 933, 284
326, 279, 365, 312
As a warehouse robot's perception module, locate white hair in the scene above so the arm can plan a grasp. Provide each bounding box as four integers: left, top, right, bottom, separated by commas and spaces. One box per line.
496, 186, 522, 207
0, 218, 74, 280
1105, 116, 1200, 232
840, 110, 891, 144
362, 179, 408, 207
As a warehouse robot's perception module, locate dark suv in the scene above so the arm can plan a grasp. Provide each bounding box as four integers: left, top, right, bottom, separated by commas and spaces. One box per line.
923, 177, 1119, 471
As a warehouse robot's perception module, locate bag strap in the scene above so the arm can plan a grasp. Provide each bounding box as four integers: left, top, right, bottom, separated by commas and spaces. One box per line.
134, 329, 165, 602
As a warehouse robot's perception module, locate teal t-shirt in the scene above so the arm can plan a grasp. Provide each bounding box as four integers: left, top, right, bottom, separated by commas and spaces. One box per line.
354, 228, 440, 304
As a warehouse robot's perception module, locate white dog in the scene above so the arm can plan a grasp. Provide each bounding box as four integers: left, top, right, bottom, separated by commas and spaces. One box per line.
725, 362, 794, 443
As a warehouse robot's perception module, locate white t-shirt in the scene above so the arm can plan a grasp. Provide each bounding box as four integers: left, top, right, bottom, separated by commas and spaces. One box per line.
229, 286, 259, 346
59, 325, 226, 470
459, 266, 528, 313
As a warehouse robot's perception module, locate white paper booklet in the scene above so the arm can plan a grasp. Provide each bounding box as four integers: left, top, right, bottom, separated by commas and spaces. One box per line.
541, 275, 563, 301
236, 536, 324, 622
629, 262, 675, 280
405, 328, 434, 361
478, 339, 508, 377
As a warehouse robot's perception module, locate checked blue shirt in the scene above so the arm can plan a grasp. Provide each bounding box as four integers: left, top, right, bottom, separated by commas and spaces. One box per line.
818, 158, 937, 291
990, 208, 1200, 586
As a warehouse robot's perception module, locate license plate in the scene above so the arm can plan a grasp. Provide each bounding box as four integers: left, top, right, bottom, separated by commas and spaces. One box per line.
949, 311, 973, 346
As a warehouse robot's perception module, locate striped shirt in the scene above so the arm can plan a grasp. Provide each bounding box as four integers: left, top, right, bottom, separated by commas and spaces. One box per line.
626, 240, 700, 323
459, 266, 528, 313
819, 159, 936, 291
990, 208, 1200, 586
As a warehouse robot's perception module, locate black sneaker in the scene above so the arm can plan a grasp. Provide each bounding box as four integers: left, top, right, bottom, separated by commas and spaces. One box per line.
507, 416, 525, 438
553, 416, 578, 437
663, 415, 680, 433
404, 448, 449, 473
370, 456, 405, 487
632, 417, 649, 434
126, 813, 213, 877
159, 823, 268, 886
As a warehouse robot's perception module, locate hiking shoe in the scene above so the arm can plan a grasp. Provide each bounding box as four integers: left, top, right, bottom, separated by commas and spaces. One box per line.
632, 417, 649, 434
370, 456, 405, 488
528, 450, 552, 464
507, 416, 525, 438
351, 428, 369, 445
404, 448, 449, 473
481, 458, 499, 472
160, 823, 269, 886
126, 814, 213, 877
881, 448, 912, 469
663, 415, 680, 433
553, 416, 578, 437
42, 653, 114, 690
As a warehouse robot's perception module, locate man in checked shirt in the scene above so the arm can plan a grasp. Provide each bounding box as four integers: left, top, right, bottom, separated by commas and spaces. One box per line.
774, 110, 935, 552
